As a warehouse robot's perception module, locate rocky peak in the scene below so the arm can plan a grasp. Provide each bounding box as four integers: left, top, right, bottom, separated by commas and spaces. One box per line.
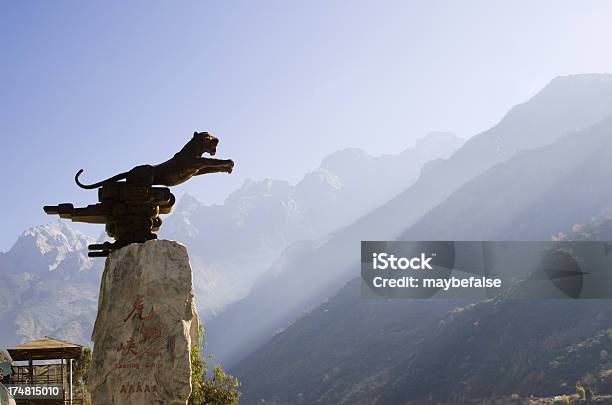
4, 220, 94, 273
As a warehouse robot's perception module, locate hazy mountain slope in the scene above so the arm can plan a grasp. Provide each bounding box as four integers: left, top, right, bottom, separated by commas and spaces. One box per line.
161, 132, 463, 318
234, 279, 461, 404
235, 279, 612, 404
367, 297, 612, 404
206, 73, 612, 369
550, 210, 612, 241
234, 124, 612, 403
293, 132, 464, 234
400, 114, 612, 241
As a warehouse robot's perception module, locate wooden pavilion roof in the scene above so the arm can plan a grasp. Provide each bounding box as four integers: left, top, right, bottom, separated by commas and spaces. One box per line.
8, 336, 83, 361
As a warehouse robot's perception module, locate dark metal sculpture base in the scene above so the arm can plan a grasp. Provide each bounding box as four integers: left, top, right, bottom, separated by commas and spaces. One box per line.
44, 183, 175, 257
87, 237, 157, 257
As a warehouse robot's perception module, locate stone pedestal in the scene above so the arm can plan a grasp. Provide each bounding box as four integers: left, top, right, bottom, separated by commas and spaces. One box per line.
0, 347, 12, 383
88, 240, 199, 405
0, 348, 15, 405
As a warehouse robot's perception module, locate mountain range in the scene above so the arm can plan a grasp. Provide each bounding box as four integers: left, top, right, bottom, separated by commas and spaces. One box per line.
0, 221, 101, 346
3, 73, 612, 404
206, 73, 612, 371
229, 74, 612, 403
0, 131, 462, 346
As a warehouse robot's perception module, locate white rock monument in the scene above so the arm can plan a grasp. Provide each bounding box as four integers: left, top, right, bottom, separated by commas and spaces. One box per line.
88, 240, 200, 405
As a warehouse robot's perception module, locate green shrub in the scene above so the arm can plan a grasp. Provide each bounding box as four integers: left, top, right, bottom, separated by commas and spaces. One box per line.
576, 382, 586, 400
189, 324, 241, 405
72, 347, 93, 405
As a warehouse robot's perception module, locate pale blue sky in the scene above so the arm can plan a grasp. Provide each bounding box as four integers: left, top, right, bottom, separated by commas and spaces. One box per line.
2, 1, 612, 250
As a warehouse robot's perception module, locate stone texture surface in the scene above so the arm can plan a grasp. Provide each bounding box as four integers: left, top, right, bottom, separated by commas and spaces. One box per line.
0, 348, 11, 363
88, 240, 199, 405
0, 347, 11, 388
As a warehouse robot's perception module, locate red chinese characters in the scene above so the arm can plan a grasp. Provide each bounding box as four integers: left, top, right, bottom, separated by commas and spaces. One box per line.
141, 325, 161, 340
115, 293, 164, 373
116, 337, 138, 356
123, 294, 155, 322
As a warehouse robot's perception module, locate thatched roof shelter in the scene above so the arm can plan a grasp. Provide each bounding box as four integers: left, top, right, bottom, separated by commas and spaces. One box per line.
8, 336, 82, 361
